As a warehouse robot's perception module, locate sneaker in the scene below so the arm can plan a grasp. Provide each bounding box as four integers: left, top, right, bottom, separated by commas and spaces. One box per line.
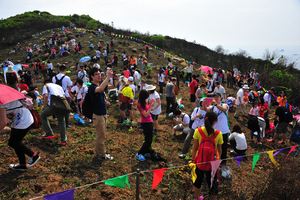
59, 141, 67, 146
136, 153, 146, 161
102, 154, 114, 160
28, 152, 40, 167
178, 153, 186, 159
9, 164, 27, 171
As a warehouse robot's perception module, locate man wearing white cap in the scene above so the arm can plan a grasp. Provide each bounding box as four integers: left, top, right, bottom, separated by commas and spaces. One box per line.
234, 84, 249, 118
146, 85, 161, 134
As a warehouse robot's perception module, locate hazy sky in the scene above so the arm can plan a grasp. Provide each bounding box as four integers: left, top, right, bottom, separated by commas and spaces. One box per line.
1, 0, 300, 63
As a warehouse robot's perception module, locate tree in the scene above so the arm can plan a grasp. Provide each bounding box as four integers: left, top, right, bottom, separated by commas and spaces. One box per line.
215, 45, 225, 54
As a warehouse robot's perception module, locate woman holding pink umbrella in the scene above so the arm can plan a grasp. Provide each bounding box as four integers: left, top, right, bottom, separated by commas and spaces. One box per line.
0, 84, 40, 171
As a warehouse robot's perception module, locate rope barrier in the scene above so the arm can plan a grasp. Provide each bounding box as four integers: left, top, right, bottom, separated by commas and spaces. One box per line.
28, 145, 298, 200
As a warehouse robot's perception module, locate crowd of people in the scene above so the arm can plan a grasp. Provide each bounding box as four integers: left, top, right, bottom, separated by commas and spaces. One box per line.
0, 27, 299, 199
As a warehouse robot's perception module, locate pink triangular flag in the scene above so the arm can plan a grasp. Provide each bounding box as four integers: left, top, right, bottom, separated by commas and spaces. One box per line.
287, 145, 298, 157
210, 160, 222, 188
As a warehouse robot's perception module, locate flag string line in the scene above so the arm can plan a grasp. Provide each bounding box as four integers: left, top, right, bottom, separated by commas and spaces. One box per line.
28, 145, 298, 200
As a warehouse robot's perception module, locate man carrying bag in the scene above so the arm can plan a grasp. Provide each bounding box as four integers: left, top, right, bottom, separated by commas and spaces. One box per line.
41, 80, 71, 146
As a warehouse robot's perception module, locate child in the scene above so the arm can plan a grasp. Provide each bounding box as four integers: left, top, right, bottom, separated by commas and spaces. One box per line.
191, 111, 223, 199
229, 125, 247, 156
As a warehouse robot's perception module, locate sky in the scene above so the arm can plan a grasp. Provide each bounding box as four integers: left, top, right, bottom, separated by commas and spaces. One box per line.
1, 0, 300, 66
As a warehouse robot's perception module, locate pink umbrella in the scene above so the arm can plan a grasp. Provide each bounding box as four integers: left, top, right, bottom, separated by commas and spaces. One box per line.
0, 84, 25, 105
199, 65, 213, 74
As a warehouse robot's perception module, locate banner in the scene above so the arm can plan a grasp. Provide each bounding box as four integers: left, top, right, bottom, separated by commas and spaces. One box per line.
252, 153, 260, 172
44, 189, 74, 200
104, 175, 130, 189
152, 168, 167, 189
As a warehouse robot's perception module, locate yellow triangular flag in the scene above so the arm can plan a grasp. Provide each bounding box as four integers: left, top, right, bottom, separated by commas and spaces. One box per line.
267, 150, 279, 167
189, 162, 197, 183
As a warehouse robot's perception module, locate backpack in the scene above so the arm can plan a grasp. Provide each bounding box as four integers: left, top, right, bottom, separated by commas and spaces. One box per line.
54, 75, 66, 87
195, 127, 220, 171
82, 86, 93, 120
20, 98, 41, 129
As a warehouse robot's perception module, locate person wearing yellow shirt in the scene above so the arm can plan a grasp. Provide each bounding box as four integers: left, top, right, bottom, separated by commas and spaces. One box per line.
191, 111, 223, 200
119, 82, 134, 123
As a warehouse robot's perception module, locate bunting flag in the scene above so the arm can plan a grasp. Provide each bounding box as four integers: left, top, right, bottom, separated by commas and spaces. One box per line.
287, 145, 298, 157
252, 153, 261, 172
210, 160, 222, 188
104, 175, 130, 189
152, 168, 167, 189
189, 162, 197, 183
44, 189, 74, 200
234, 156, 243, 167
267, 150, 279, 167
274, 148, 285, 157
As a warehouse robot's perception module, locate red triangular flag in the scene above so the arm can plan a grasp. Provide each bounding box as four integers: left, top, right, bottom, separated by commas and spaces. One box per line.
287, 145, 298, 157
152, 168, 167, 189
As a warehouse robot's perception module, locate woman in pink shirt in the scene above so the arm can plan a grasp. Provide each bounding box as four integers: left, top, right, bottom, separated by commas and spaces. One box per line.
136, 90, 154, 161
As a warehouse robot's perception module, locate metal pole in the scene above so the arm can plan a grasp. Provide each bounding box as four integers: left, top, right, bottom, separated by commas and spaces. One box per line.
135, 168, 140, 200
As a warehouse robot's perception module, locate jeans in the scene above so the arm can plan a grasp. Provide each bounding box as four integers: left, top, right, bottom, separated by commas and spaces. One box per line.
138, 122, 154, 155
41, 105, 67, 142
181, 128, 194, 154
166, 96, 176, 115
8, 127, 34, 165
94, 114, 107, 156
221, 133, 229, 165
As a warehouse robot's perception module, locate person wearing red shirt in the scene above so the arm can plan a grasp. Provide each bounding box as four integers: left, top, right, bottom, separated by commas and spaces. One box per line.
123, 66, 130, 78
189, 75, 198, 102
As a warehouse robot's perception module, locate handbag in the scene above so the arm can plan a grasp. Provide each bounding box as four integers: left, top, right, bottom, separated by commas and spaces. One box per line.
47, 85, 71, 114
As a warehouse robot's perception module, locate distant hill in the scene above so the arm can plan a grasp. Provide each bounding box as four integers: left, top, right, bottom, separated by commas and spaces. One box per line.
0, 11, 299, 105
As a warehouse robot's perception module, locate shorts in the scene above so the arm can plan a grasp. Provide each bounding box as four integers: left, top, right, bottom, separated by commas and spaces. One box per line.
120, 103, 132, 111
276, 122, 288, 133
193, 167, 218, 194
151, 114, 159, 120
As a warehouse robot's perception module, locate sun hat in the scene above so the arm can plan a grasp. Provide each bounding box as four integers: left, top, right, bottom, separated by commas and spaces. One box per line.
145, 84, 156, 91
242, 85, 250, 90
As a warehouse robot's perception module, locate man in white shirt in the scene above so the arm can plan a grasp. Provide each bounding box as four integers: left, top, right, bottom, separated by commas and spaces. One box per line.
173, 109, 191, 136
41, 81, 68, 145
213, 81, 226, 100
52, 64, 73, 98
133, 69, 141, 87
71, 79, 88, 114
179, 100, 207, 158
263, 89, 274, 108
146, 85, 161, 134
52, 64, 73, 127
234, 84, 249, 118
209, 93, 230, 165
229, 125, 247, 156
77, 66, 89, 83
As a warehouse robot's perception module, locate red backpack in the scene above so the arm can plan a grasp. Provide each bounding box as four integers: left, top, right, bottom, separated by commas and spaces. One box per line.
195, 127, 220, 171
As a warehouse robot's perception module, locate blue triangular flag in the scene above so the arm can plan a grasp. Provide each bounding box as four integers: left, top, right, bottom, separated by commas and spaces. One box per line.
44, 189, 74, 200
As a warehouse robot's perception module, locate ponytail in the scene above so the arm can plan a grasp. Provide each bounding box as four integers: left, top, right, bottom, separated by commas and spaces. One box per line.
204, 111, 218, 136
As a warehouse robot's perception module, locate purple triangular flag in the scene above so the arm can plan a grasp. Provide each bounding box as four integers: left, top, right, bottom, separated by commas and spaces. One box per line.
44, 189, 74, 200
234, 156, 243, 167
274, 148, 285, 157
